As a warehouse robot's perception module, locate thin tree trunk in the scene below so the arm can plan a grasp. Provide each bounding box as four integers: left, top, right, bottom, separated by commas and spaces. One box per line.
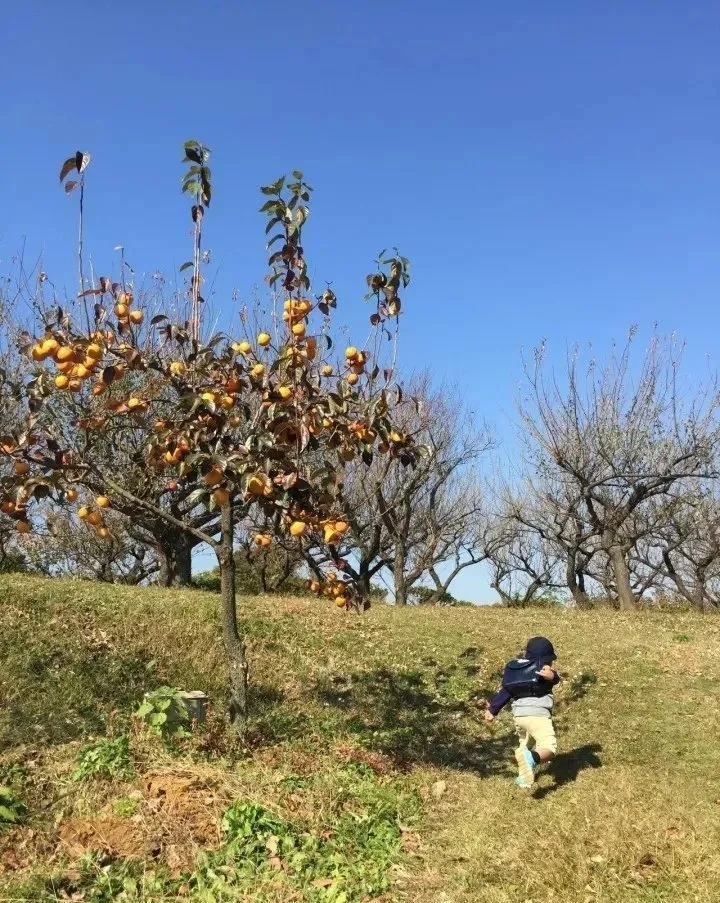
663, 549, 694, 606
694, 566, 709, 613
217, 501, 248, 735
566, 554, 591, 607
393, 542, 408, 606
520, 576, 544, 606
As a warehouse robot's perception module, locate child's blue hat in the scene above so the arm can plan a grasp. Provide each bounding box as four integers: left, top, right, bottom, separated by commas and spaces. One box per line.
525, 636, 556, 665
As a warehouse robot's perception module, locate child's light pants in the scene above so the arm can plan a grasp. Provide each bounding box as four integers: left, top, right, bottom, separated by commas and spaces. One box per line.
513, 715, 557, 754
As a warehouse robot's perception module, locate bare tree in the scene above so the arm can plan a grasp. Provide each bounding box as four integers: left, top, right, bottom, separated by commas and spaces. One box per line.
518, 332, 720, 610
25, 506, 159, 584
366, 376, 493, 604
298, 376, 493, 605
497, 471, 600, 606
656, 488, 720, 611
483, 507, 564, 606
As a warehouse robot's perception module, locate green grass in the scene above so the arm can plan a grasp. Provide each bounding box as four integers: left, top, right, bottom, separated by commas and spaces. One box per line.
2, 575, 720, 901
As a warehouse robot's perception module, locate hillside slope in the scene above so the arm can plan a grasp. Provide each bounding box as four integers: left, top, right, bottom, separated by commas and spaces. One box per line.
1, 575, 720, 902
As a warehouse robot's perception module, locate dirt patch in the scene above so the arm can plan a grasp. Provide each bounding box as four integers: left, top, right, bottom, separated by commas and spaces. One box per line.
331, 741, 397, 774
59, 817, 147, 860
143, 770, 223, 848
53, 768, 232, 877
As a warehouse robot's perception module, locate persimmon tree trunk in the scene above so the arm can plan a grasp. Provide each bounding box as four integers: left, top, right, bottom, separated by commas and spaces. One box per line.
218, 499, 248, 735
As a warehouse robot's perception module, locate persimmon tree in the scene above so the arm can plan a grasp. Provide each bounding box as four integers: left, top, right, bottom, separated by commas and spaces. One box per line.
0, 141, 418, 732
3, 158, 222, 587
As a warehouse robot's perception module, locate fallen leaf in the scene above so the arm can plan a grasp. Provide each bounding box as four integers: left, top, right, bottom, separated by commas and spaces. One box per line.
430, 780, 447, 800
266, 834, 279, 855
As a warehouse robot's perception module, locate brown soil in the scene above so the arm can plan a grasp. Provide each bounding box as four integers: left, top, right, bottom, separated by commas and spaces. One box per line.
54, 767, 232, 877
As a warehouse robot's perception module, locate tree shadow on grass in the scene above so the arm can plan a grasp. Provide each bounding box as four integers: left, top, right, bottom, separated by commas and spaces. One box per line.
2, 644, 157, 750
313, 664, 518, 776
533, 743, 603, 799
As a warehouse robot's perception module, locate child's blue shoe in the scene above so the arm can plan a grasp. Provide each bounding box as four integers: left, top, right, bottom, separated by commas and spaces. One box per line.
514, 747, 535, 786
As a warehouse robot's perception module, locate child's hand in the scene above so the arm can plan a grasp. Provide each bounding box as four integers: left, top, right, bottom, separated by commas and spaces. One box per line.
483, 710, 495, 724
536, 665, 555, 680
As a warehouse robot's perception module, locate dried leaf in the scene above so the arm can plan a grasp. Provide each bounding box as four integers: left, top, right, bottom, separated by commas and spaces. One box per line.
59, 156, 76, 182
265, 835, 279, 855
64, 180, 79, 194
430, 780, 447, 800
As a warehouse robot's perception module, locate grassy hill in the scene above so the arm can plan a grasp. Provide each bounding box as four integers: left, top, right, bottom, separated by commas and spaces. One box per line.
1, 575, 720, 902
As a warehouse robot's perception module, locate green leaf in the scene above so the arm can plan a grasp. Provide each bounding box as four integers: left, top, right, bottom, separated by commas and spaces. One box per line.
185, 487, 209, 506
260, 176, 285, 194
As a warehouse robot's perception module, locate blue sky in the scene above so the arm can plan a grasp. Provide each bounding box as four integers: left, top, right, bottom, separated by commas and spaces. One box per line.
3, 1, 720, 600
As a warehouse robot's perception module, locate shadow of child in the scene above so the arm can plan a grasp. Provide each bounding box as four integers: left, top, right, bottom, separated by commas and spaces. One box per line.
533, 742, 603, 798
